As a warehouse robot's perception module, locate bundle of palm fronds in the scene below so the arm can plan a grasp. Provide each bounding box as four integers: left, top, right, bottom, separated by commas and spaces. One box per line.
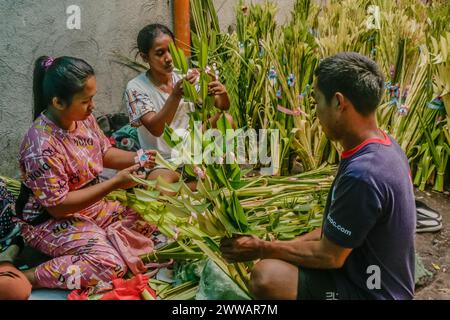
107, 164, 334, 299
215, 0, 449, 188
0, 175, 20, 197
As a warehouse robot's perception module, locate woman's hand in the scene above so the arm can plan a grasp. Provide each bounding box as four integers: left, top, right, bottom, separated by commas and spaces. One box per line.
172, 69, 200, 99
208, 79, 230, 110
172, 79, 185, 99
186, 69, 200, 84
113, 164, 146, 190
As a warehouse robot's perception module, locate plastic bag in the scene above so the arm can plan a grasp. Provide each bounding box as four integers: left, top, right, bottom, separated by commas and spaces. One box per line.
173, 259, 206, 285
196, 259, 251, 300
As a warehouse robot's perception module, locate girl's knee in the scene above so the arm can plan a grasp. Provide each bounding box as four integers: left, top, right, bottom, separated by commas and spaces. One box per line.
76, 256, 128, 288
97, 255, 128, 281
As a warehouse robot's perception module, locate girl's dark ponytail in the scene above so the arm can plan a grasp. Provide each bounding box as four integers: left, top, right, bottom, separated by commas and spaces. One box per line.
32, 56, 49, 120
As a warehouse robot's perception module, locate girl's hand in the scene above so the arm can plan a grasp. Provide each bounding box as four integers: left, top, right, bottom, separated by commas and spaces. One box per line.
142, 150, 157, 168
113, 164, 146, 190
172, 69, 199, 99
172, 79, 184, 99
208, 81, 227, 96
186, 69, 200, 85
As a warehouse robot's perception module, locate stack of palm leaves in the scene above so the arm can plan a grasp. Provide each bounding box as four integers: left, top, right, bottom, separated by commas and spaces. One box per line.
215, 1, 335, 175
1, 175, 20, 196
106, 164, 334, 299
369, 0, 448, 191
214, 0, 449, 189
1, 169, 332, 300
114, 0, 448, 188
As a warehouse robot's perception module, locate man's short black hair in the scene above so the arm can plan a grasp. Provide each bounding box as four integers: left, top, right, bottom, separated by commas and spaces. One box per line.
314, 52, 385, 116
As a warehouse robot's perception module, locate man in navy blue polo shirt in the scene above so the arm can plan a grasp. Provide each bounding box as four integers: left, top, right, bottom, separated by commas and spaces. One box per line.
220, 52, 416, 300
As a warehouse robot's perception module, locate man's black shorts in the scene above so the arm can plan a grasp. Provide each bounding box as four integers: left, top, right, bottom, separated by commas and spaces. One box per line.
297, 267, 370, 300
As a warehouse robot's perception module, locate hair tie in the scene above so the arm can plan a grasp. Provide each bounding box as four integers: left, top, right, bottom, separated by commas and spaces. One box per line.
43, 56, 55, 70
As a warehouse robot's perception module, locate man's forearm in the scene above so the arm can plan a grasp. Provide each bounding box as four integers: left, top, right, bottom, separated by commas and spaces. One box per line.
261, 237, 340, 269
297, 228, 322, 242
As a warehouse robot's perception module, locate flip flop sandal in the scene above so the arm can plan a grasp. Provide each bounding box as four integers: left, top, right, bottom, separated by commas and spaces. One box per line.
416, 218, 442, 233
417, 211, 442, 222
415, 200, 442, 222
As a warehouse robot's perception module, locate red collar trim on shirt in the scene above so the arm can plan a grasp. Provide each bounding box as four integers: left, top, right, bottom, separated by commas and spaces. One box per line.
341, 130, 391, 159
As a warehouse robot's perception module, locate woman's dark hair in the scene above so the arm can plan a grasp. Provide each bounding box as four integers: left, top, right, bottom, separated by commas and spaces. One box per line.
33, 56, 95, 120
137, 23, 175, 54
314, 52, 385, 116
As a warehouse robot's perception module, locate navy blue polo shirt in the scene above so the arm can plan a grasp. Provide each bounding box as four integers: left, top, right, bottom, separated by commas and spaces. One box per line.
322, 131, 416, 300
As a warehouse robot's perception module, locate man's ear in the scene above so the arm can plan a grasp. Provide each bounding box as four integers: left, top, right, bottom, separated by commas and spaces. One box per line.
51, 97, 65, 111
335, 92, 346, 110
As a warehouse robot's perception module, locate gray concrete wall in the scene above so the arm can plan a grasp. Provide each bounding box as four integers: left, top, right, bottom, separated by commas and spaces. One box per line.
0, 0, 294, 177
214, 0, 295, 31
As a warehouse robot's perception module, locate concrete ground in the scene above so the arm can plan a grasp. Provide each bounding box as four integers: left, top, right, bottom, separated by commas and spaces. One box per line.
414, 188, 450, 300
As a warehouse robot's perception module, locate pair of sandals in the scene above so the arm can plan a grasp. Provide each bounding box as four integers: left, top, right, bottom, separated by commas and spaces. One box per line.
416, 200, 442, 233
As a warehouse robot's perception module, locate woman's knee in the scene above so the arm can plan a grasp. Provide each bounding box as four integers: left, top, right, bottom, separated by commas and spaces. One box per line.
0, 280, 32, 300
69, 252, 128, 287
147, 169, 180, 182
96, 254, 128, 281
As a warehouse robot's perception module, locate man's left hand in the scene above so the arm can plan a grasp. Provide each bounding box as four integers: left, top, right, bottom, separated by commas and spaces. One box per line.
220, 234, 265, 263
